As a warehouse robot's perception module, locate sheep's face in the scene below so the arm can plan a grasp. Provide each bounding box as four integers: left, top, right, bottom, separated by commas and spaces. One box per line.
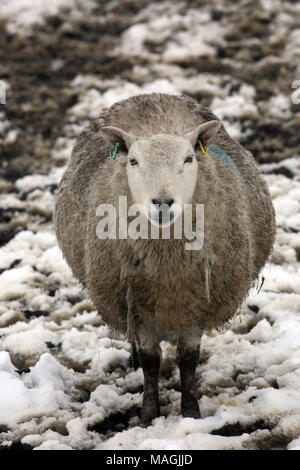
126, 135, 197, 225
101, 120, 221, 226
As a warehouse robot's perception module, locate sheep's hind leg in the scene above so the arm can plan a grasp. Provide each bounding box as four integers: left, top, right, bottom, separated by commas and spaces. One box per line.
130, 342, 140, 370
136, 328, 161, 425
177, 333, 201, 419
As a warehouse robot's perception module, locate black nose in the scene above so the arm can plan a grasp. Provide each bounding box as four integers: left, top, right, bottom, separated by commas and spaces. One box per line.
152, 198, 174, 208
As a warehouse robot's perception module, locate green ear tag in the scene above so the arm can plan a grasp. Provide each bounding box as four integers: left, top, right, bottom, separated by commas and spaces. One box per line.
110, 142, 120, 160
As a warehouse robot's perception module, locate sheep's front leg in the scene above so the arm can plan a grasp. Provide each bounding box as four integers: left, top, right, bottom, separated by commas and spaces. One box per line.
177, 334, 201, 418
136, 328, 161, 424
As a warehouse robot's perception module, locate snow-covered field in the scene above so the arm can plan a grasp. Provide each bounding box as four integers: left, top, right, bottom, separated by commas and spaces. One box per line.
0, 0, 300, 450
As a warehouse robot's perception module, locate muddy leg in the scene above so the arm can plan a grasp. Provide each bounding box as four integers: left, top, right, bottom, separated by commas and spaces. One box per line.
130, 342, 140, 370
177, 334, 201, 418
136, 328, 161, 425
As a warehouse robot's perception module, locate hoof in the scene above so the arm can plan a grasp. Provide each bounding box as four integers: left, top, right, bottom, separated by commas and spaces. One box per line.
181, 396, 200, 419
182, 407, 201, 419
141, 406, 159, 425
141, 395, 160, 425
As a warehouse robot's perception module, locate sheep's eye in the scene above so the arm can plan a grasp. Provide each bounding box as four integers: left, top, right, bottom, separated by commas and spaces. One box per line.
184, 156, 193, 163
130, 158, 138, 166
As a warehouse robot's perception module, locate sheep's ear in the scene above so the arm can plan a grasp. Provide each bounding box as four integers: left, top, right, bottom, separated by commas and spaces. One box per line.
101, 126, 136, 151
185, 120, 221, 148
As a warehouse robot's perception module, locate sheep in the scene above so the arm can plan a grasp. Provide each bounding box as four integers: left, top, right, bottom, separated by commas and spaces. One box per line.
54, 93, 275, 424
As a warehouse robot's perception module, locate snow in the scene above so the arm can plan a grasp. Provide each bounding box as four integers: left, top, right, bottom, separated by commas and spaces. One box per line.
1, 0, 300, 452
163, 21, 226, 62
211, 85, 259, 139
0, 353, 68, 427
69, 79, 179, 120
95, 415, 251, 450
2, 325, 59, 358
0, 0, 96, 35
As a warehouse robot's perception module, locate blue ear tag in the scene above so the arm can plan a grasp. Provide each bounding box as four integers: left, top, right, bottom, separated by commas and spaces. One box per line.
110, 142, 120, 160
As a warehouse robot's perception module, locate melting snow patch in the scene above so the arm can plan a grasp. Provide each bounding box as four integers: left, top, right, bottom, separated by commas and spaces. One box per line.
0, 353, 69, 428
